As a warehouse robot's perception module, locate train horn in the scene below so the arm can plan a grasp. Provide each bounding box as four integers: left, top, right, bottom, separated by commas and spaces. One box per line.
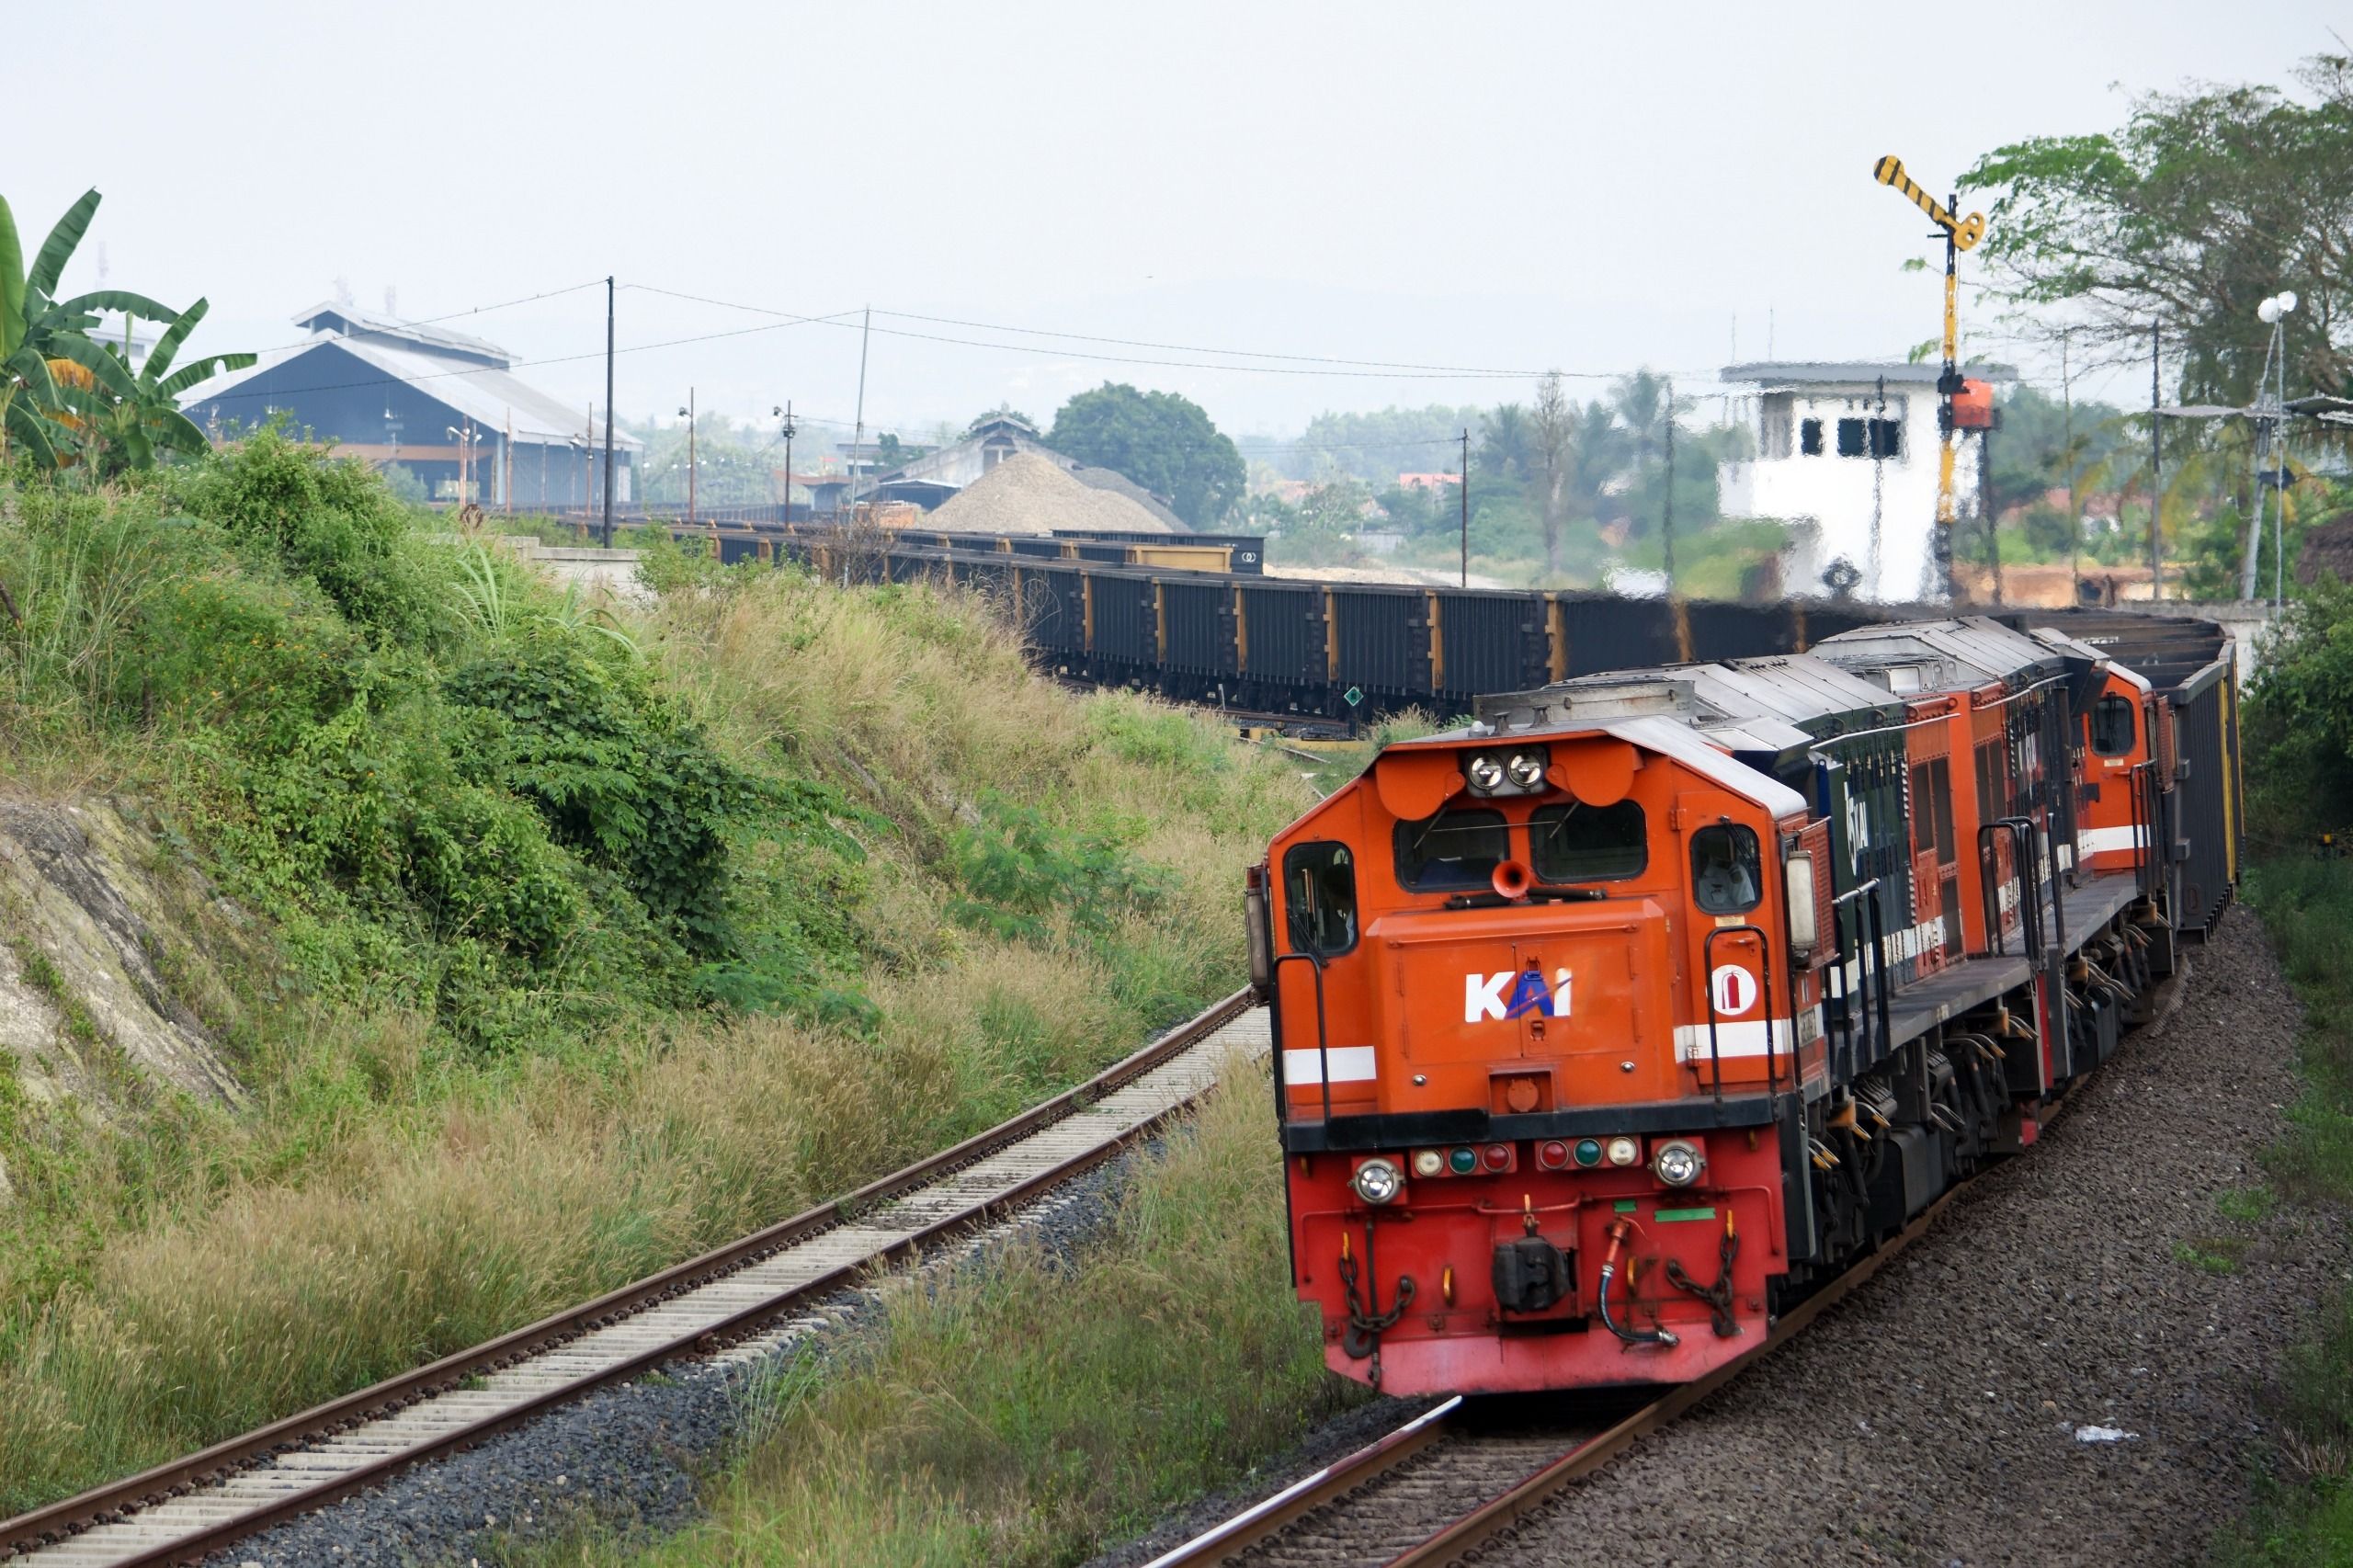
1492, 858, 1534, 900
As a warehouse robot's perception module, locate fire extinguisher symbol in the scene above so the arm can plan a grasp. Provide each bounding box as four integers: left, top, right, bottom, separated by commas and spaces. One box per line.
1710, 964, 1758, 1017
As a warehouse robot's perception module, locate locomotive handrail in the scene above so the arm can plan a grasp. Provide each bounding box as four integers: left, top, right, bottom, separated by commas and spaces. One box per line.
1827, 880, 1888, 1072
1701, 923, 1776, 1100
2025, 812, 2067, 965
1977, 818, 2043, 962
1268, 950, 1334, 1124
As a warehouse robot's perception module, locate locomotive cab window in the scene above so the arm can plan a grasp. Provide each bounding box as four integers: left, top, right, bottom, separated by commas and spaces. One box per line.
1530, 801, 1647, 882
1394, 808, 1509, 891
1690, 824, 1763, 915
2091, 695, 2136, 757
1282, 842, 1358, 956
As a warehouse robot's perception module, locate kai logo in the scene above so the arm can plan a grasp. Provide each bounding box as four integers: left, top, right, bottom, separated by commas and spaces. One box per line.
1464, 969, 1574, 1023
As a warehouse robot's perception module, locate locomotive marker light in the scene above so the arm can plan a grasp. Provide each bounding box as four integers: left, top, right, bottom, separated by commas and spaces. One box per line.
1574, 1138, 1604, 1168
1653, 1139, 1706, 1187
1605, 1135, 1641, 1167
1350, 1158, 1404, 1206
1413, 1150, 1446, 1178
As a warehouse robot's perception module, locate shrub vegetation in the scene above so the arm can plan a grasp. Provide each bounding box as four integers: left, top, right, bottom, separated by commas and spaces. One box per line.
0, 435, 1313, 1513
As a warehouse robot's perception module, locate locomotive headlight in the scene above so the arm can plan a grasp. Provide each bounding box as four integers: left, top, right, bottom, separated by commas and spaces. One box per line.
1652, 1139, 1705, 1188
1605, 1136, 1641, 1167
1351, 1158, 1404, 1206
1506, 749, 1549, 790
1466, 753, 1507, 792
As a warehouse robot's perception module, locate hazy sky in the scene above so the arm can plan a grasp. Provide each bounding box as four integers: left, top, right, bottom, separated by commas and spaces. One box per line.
13, 2, 2342, 453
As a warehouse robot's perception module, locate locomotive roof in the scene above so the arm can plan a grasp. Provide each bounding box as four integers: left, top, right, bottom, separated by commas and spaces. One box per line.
1476, 653, 1901, 745
1999, 608, 2234, 693
1810, 615, 2065, 696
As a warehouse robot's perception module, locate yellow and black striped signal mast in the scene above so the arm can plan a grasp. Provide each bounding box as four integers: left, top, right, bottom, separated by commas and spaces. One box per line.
1873, 155, 1985, 601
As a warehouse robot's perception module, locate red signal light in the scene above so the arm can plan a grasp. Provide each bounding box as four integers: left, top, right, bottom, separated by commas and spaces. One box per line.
1483, 1143, 1511, 1171
1538, 1140, 1569, 1169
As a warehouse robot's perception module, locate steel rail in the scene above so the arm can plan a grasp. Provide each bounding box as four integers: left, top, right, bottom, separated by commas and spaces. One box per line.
1, 990, 1256, 1566
1155, 1074, 2088, 1568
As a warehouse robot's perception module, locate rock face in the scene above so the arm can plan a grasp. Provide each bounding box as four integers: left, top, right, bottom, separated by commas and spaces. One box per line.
0, 800, 245, 1192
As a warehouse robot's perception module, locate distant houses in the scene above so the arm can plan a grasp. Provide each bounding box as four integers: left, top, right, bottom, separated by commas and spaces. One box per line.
179, 303, 641, 507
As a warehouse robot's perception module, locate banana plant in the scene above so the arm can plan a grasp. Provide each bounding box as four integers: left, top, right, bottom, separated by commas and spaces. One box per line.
3, 188, 250, 470
83, 298, 255, 473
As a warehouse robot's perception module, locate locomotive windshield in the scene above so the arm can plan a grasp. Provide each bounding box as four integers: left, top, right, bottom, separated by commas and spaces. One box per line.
1530, 801, 1647, 882
1393, 808, 1509, 890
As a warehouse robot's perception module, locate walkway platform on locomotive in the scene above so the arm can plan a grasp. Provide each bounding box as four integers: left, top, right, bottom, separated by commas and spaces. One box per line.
1870, 872, 2143, 1055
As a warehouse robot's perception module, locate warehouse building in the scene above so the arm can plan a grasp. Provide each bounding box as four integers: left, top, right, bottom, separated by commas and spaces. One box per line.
179, 303, 640, 507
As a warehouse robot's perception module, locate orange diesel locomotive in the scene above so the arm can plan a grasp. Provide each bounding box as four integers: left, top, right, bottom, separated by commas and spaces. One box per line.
1248, 614, 2237, 1394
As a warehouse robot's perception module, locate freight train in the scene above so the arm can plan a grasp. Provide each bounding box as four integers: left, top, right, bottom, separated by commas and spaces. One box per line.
1247, 611, 2240, 1393
688, 520, 1895, 721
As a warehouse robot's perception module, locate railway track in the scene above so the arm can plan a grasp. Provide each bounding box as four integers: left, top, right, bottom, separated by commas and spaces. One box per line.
0, 993, 1267, 1568
1147, 1136, 2027, 1568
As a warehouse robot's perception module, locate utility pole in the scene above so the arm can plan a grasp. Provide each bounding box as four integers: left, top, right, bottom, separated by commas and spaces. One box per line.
601, 276, 616, 549
1981, 418, 2003, 605
2063, 329, 2079, 599
2150, 323, 2164, 601
680, 387, 698, 528
1661, 381, 1678, 597
776, 401, 799, 521
847, 305, 871, 515
1459, 428, 1470, 587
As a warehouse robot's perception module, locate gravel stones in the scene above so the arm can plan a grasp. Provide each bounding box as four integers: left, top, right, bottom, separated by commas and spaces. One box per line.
1484, 906, 2345, 1566
198, 1155, 1147, 1568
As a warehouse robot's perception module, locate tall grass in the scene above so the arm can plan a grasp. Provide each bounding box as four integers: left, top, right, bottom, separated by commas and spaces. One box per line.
502, 1063, 1358, 1568
0, 468, 1314, 1513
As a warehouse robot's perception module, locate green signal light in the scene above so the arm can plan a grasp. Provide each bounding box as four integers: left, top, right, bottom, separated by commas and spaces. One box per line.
1449, 1146, 1478, 1175
1574, 1139, 1603, 1167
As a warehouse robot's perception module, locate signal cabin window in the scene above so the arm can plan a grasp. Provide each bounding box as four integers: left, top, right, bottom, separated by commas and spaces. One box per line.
1394, 807, 1510, 892
1836, 417, 1869, 458
1530, 801, 1647, 883
1690, 824, 1763, 915
1800, 417, 1824, 456
1868, 418, 1903, 459
2091, 695, 2137, 757
1282, 842, 1358, 957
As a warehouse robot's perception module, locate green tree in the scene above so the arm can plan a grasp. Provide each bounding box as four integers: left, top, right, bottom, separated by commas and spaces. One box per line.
1963, 53, 2352, 406
1045, 382, 1245, 528
1287, 403, 1477, 484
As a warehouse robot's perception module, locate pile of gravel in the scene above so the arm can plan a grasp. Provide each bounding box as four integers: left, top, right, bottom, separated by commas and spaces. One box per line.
931, 452, 1177, 536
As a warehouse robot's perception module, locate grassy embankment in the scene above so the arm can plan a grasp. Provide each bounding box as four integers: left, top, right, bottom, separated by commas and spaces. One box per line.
502, 1067, 1365, 1568
2209, 580, 2353, 1564
2214, 855, 2353, 1564
0, 436, 1315, 1515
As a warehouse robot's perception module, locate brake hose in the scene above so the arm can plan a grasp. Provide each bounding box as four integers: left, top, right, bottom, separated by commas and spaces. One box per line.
1597, 1219, 1678, 1347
